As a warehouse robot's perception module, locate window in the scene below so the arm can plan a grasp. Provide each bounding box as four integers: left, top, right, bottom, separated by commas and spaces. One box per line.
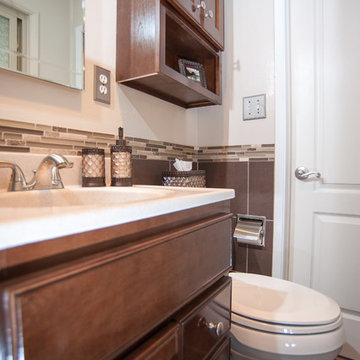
0, 3, 27, 72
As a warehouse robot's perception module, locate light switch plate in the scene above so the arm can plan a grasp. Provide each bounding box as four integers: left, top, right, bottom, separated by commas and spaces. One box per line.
94, 65, 111, 104
243, 94, 266, 120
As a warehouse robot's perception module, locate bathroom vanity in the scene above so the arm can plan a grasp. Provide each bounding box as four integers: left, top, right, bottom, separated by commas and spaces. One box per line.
0, 186, 234, 359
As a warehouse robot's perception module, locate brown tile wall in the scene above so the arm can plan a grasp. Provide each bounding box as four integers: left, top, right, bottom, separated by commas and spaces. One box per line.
133, 160, 170, 185
0, 119, 275, 276
199, 161, 274, 276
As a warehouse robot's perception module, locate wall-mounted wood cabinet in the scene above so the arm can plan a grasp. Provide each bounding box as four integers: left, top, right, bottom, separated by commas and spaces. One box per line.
116, 0, 224, 108
167, 0, 224, 50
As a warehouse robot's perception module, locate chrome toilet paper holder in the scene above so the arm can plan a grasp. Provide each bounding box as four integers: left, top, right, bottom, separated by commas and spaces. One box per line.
233, 214, 266, 247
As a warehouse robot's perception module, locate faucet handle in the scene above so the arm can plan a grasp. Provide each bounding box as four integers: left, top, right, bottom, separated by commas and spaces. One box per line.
0, 161, 31, 191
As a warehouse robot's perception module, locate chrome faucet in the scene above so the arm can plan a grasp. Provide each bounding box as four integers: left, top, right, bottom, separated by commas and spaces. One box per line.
32, 154, 73, 190
0, 154, 73, 191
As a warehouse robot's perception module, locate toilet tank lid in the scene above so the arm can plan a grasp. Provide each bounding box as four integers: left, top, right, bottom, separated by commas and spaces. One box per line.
230, 272, 341, 326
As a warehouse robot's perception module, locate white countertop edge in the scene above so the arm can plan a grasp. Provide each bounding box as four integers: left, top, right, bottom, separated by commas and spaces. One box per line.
0, 186, 234, 251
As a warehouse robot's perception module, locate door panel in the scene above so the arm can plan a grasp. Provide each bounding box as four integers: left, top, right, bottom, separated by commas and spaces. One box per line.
312, 214, 360, 312
321, 0, 360, 185
290, 0, 360, 357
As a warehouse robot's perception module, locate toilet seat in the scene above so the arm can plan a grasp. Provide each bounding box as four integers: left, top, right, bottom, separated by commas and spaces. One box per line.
229, 272, 344, 358
230, 272, 341, 327
232, 311, 343, 335
231, 321, 344, 357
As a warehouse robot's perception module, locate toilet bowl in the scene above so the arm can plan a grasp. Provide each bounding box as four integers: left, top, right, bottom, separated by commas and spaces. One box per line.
229, 272, 344, 360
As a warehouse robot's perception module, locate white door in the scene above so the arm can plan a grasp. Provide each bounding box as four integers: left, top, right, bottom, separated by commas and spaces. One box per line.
289, 0, 360, 358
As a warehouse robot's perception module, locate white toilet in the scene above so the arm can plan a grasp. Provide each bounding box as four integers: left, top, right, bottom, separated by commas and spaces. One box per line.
229, 272, 344, 360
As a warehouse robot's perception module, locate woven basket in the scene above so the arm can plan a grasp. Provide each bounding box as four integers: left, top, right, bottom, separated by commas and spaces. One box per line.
162, 170, 206, 188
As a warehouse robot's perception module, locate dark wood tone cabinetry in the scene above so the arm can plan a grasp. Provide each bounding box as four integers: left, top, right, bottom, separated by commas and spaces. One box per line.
116, 0, 224, 108
167, 0, 224, 50
123, 323, 181, 360
0, 201, 232, 359
175, 277, 231, 360
209, 338, 231, 360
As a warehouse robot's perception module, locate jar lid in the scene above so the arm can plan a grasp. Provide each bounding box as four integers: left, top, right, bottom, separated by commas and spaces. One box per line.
82, 148, 105, 155
111, 145, 132, 153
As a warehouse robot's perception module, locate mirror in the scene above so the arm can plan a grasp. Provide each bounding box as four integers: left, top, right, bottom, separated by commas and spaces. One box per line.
0, 0, 84, 90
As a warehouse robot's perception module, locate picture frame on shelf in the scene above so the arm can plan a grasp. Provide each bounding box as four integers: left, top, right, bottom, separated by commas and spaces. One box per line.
178, 59, 207, 89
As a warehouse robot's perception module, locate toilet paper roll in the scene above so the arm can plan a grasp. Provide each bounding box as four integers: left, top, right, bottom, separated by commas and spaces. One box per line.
233, 215, 266, 247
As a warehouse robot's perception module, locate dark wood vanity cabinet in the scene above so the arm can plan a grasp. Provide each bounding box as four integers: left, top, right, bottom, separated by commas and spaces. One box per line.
0, 201, 232, 360
175, 277, 231, 360
124, 278, 231, 360
116, 0, 224, 108
123, 323, 182, 360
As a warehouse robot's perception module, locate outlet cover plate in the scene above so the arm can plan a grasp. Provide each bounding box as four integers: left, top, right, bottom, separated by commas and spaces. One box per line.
243, 94, 266, 120
94, 65, 111, 104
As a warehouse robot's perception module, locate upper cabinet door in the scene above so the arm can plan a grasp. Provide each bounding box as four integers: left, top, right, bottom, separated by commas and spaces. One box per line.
200, 0, 224, 50
169, 0, 201, 22
167, 0, 224, 50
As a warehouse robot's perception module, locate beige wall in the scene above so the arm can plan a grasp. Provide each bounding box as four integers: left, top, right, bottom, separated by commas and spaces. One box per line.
197, 0, 275, 146
0, 0, 199, 146
0, 0, 275, 147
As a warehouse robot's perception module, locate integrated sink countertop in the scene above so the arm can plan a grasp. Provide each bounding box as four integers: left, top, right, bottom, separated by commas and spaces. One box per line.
0, 185, 234, 250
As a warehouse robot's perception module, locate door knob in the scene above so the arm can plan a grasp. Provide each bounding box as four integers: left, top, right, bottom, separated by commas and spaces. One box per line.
295, 167, 321, 180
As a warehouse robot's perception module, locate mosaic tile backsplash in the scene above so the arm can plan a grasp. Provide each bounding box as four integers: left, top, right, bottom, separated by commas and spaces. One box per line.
0, 118, 275, 277
0, 119, 274, 163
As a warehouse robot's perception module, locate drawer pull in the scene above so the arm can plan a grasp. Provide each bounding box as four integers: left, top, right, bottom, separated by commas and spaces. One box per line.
197, 1, 206, 10
198, 317, 224, 337
205, 10, 214, 19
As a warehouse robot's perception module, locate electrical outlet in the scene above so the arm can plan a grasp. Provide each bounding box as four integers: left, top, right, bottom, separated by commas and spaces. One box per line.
94, 65, 111, 104
243, 94, 266, 120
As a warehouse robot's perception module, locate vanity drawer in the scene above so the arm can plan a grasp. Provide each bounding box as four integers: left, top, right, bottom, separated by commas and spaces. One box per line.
175, 277, 231, 360
123, 322, 181, 360
208, 337, 230, 360
0, 214, 232, 360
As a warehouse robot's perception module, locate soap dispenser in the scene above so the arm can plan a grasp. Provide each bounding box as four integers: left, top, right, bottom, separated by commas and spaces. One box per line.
111, 127, 132, 186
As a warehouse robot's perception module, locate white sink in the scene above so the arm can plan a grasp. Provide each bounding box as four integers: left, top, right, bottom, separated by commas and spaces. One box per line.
0, 185, 235, 250
0, 186, 170, 208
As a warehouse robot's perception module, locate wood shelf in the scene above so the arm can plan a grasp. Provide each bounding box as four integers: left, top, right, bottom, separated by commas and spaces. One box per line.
116, 0, 222, 108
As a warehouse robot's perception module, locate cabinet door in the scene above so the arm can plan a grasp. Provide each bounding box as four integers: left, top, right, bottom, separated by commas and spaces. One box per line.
168, 0, 224, 50
200, 0, 224, 50
171, 0, 200, 23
